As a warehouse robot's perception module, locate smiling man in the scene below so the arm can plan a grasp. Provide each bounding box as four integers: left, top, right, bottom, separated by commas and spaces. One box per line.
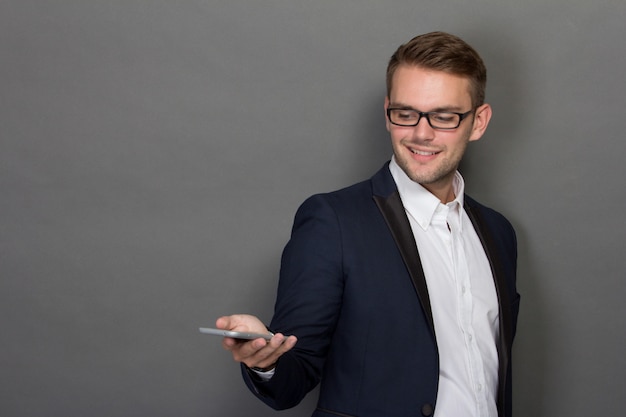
216, 32, 519, 417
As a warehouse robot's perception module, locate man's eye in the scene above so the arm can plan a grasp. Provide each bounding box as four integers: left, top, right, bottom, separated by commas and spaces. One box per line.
397, 111, 415, 119
431, 113, 455, 123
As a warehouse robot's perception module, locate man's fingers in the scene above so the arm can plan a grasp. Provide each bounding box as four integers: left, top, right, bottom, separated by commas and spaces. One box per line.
247, 334, 298, 368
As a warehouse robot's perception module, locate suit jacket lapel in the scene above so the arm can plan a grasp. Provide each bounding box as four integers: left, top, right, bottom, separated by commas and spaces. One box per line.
371, 164, 435, 334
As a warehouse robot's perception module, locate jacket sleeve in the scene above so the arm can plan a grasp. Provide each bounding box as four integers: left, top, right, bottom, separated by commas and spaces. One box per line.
242, 193, 345, 410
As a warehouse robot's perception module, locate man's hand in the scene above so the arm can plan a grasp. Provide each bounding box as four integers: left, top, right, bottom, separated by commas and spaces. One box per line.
216, 314, 297, 370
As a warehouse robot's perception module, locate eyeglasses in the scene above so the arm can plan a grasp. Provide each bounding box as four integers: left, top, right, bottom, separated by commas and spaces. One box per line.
386, 108, 475, 130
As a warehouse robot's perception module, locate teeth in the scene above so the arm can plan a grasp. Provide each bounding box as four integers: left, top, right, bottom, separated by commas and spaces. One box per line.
411, 149, 437, 156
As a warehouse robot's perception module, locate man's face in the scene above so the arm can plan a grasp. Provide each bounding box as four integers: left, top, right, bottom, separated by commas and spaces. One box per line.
385, 65, 491, 202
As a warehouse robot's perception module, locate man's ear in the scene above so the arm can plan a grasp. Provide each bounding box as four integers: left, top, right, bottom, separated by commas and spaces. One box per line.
384, 96, 391, 132
469, 103, 492, 142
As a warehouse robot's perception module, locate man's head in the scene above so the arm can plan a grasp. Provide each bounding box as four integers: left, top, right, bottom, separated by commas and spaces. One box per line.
384, 32, 492, 203
386, 31, 487, 108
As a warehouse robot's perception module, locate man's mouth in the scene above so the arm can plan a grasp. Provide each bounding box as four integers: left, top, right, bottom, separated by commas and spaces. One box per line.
410, 148, 439, 156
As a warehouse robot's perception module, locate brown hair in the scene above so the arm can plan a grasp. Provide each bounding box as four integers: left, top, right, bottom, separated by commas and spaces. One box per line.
386, 31, 487, 107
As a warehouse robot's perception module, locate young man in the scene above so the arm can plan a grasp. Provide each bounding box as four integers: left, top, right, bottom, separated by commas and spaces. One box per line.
217, 31, 519, 417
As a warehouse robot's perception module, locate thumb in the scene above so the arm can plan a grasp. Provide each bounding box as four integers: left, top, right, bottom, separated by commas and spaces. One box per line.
215, 315, 234, 330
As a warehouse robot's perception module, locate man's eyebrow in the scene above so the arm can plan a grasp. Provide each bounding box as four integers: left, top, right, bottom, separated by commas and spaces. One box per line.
388, 102, 465, 112
388, 102, 416, 110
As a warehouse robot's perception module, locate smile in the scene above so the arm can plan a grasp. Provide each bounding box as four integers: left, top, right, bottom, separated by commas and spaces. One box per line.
410, 148, 439, 156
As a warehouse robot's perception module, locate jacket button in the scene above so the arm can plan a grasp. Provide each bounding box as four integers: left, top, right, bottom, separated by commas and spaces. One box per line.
421, 403, 434, 416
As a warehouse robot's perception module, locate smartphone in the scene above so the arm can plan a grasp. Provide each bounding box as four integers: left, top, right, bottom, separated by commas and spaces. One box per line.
198, 327, 274, 341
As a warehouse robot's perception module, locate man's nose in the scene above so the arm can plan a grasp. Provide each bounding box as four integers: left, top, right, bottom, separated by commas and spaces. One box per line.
413, 115, 435, 140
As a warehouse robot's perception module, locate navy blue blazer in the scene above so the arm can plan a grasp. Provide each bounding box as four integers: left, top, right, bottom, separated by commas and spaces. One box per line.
243, 162, 519, 417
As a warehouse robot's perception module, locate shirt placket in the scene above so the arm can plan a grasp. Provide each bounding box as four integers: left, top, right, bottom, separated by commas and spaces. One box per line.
447, 208, 489, 417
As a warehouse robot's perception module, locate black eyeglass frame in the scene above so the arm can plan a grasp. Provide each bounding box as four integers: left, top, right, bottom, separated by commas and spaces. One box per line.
386, 108, 475, 130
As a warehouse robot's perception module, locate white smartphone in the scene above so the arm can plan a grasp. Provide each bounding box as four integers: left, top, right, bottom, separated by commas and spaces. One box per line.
198, 327, 274, 341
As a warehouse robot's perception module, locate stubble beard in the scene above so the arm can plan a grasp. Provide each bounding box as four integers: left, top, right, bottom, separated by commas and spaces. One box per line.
395, 139, 468, 187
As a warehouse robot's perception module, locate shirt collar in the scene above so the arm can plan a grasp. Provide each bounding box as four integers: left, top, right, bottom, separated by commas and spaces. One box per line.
389, 156, 465, 231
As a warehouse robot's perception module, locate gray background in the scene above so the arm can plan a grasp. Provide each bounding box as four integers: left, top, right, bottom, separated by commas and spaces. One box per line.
1, 1, 625, 416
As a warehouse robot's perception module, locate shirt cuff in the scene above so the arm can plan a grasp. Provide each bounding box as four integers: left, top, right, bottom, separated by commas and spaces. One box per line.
250, 367, 275, 381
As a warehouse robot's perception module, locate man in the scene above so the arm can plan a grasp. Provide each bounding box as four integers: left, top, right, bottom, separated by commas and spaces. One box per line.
217, 31, 519, 417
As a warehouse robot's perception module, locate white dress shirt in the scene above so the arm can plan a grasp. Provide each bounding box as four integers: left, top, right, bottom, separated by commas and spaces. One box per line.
389, 157, 500, 417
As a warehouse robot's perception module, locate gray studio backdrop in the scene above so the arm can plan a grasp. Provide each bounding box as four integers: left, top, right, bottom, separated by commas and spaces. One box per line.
2, 1, 625, 416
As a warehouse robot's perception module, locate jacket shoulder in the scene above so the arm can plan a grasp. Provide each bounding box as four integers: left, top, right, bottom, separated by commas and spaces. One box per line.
465, 195, 515, 234
298, 162, 394, 211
